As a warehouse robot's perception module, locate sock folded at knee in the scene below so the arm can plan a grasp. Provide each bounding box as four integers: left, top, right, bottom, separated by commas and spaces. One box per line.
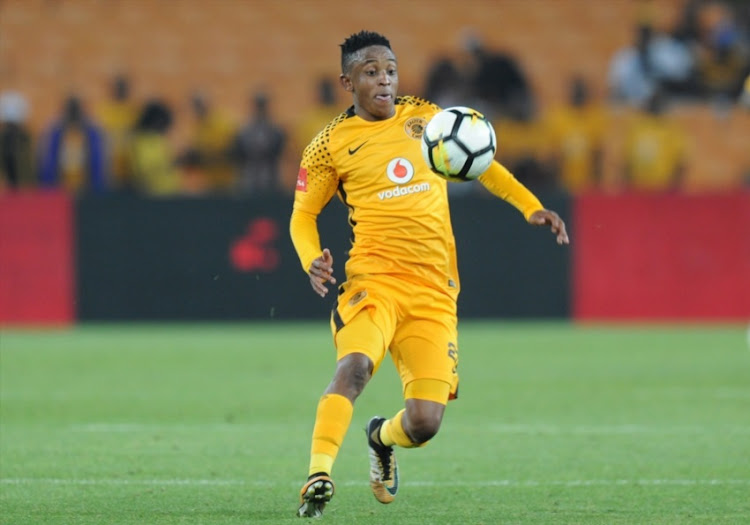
379, 409, 421, 448
308, 393, 353, 476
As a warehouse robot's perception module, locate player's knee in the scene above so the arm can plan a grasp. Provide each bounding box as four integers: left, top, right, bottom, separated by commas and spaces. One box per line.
327, 352, 373, 400
404, 410, 442, 444
347, 362, 371, 391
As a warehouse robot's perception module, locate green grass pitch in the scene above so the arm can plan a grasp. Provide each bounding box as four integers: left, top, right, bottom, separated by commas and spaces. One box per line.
1, 322, 749, 524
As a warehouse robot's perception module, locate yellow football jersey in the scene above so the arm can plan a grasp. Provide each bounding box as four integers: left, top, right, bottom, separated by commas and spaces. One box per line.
293, 96, 458, 295
291, 96, 543, 297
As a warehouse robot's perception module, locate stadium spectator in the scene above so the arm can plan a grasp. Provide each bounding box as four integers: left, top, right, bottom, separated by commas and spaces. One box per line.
737, 74, 750, 185
175, 147, 211, 195
544, 76, 608, 193
493, 92, 556, 192
422, 57, 467, 109
129, 99, 180, 196
0, 91, 35, 191
96, 74, 139, 192
462, 32, 535, 120
289, 77, 342, 191
672, 0, 704, 45
291, 30, 568, 519
231, 90, 287, 196
694, 16, 750, 100
292, 77, 342, 158
622, 90, 687, 191
38, 95, 107, 194
608, 22, 695, 106
183, 92, 237, 194
740, 73, 750, 108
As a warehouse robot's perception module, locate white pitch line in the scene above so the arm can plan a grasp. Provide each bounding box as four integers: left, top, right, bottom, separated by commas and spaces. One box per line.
0, 478, 251, 486
61, 423, 750, 435
486, 424, 750, 435
66, 423, 307, 433
2, 478, 749, 488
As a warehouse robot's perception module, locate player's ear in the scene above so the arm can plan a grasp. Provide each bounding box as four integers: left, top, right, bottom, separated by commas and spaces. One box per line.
339, 74, 353, 92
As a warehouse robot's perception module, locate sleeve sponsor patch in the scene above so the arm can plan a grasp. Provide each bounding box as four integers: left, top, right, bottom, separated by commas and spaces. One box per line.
296, 167, 308, 192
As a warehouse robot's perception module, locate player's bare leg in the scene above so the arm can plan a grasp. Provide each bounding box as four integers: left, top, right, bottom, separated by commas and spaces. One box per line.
298, 352, 373, 517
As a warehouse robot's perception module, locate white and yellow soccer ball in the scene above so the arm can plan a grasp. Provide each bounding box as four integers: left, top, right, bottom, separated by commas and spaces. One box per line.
421, 106, 497, 182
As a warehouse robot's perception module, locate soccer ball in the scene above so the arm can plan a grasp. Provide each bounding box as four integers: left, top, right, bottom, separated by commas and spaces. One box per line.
421, 106, 497, 182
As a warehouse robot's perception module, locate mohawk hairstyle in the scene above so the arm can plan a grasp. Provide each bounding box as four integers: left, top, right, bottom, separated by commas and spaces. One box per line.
340, 30, 392, 73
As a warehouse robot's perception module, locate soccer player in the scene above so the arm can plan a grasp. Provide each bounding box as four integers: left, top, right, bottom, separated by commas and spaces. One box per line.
290, 30, 569, 518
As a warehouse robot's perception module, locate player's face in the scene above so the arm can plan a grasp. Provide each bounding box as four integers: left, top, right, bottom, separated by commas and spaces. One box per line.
341, 45, 398, 121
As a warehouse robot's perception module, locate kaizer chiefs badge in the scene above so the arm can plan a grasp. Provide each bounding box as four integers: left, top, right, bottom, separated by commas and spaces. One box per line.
404, 117, 427, 139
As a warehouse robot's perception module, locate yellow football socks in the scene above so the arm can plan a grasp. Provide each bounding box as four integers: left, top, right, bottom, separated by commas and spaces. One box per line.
308, 393, 353, 477
379, 409, 419, 448
379, 380, 450, 448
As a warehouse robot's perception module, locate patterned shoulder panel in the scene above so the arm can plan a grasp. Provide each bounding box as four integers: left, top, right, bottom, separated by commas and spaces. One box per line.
301, 110, 350, 165
395, 95, 441, 111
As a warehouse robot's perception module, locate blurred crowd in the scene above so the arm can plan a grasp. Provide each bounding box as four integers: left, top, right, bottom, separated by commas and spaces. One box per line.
1, 0, 749, 198
428, 0, 750, 195
0, 75, 293, 197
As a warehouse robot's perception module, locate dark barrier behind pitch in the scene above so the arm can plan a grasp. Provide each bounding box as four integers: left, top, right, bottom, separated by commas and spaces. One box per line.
75, 193, 571, 321
450, 191, 571, 319
77, 195, 347, 321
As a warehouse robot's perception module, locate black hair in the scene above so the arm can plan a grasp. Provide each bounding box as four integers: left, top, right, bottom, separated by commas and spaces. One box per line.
340, 30, 392, 73
135, 99, 173, 133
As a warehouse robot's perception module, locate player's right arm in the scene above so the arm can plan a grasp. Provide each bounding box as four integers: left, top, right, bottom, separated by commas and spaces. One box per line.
289, 137, 341, 297
290, 207, 337, 297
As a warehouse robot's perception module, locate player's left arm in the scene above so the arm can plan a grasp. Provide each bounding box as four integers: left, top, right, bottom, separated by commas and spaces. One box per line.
478, 160, 570, 245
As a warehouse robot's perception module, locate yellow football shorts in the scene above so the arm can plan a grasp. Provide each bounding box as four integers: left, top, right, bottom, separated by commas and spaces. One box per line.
330, 274, 459, 403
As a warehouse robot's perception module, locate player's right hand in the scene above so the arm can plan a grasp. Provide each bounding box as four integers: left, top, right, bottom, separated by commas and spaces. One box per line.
529, 209, 570, 245
308, 248, 336, 297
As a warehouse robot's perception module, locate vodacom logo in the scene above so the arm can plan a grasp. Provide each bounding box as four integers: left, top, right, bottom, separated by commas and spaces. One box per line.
386, 158, 414, 184
379, 157, 430, 201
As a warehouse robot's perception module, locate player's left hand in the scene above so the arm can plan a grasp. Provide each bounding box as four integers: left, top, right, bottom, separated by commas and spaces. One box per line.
529, 209, 569, 245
